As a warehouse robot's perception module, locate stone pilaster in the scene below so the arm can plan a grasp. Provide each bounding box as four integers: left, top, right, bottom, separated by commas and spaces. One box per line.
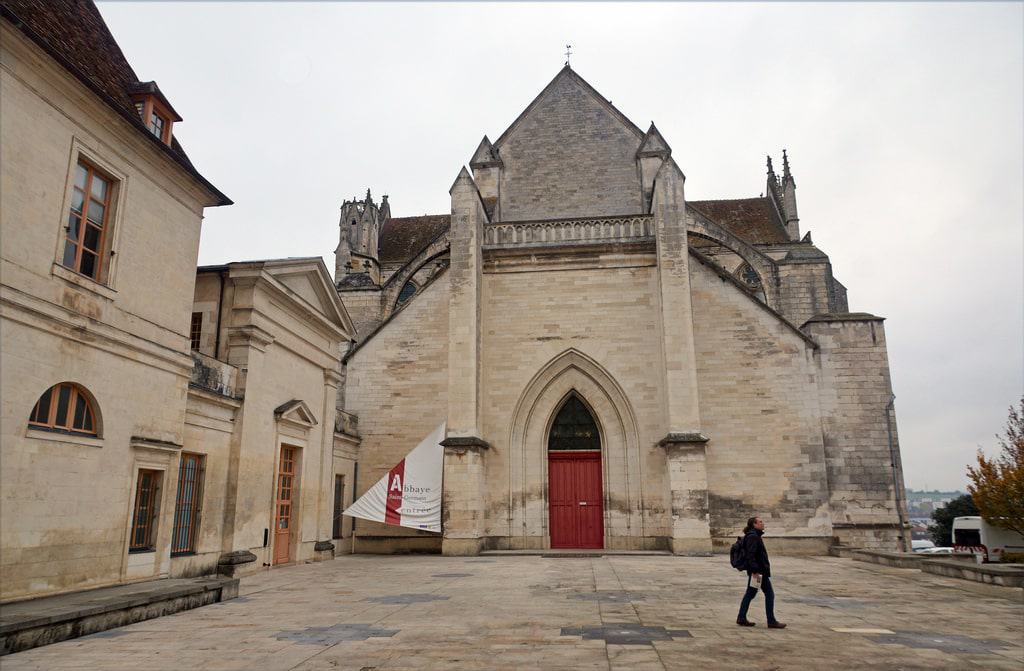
659, 434, 712, 554
443, 167, 490, 555
440, 438, 490, 555
652, 161, 711, 553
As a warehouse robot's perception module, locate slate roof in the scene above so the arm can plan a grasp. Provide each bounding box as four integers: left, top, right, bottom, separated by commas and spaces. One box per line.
379, 215, 450, 265
688, 197, 791, 245
1, 0, 230, 206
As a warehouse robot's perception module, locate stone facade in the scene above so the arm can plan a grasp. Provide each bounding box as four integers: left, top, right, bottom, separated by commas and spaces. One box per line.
0, 1, 354, 602
338, 66, 909, 555
0, 2, 227, 600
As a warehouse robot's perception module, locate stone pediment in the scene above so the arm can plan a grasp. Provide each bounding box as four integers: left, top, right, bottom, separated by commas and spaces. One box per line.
274, 399, 318, 428
260, 258, 355, 336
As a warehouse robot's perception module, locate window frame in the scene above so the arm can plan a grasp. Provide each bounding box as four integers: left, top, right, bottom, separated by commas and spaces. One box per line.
54, 142, 127, 293
28, 382, 99, 437
171, 453, 205, 556
332, 474, 345, 539
129, 469, 163, 553
62, 160, 114, 282
189, 312, 203, 351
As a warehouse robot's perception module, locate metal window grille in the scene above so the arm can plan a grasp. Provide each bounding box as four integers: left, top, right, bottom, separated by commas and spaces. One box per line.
172, 453, 204, 554
130, 470, 161, 551
189, 312, 203, 351
548, 395, 600, 451
332, 475, 345, 539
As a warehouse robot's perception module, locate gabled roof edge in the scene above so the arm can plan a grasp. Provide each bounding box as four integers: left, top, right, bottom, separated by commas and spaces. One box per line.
493, 66, 645, 148
0, 4, 232, 207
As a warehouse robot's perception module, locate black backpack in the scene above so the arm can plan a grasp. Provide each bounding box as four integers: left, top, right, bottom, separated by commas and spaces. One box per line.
729, 535, 748, 571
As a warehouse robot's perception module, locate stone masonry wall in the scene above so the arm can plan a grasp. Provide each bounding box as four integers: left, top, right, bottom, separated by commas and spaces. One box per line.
479, 255, 671, 549
689, 258, 833, 547
337, 289, 382, 341
776, 260, 837, 327
344, 276, 450, 543
496, 72, 643, 221
802, 316, 906, 550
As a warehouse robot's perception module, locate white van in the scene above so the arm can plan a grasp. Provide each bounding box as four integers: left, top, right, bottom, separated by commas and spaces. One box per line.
952, 516, 1024, 562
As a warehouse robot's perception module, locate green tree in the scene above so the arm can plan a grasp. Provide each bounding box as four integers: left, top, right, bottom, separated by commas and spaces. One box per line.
967, 398, 1024, 537
928, 494, 978, 546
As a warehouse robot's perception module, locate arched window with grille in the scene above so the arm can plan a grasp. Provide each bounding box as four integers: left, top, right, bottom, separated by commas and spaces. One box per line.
395, 280, 418, 308
28, 382, 99, 436
548, 394, 600, 452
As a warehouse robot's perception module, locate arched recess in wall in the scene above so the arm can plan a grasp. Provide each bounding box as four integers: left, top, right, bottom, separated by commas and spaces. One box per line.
27, 382, 102, 436
505, 349, 643, 545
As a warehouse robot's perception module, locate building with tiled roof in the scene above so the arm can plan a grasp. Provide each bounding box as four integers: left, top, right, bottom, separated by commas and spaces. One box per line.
1, 0, 355, 611
334, 66, 907, 557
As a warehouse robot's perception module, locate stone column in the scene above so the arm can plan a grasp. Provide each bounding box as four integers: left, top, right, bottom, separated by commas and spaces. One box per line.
652, 160, 711, 554
441, 167, 490, 556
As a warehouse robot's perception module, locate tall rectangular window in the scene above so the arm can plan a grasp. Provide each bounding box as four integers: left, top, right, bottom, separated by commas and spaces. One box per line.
189, 312, 203, 351
130, 470, 162, 552
332, 475, 345, 539
172, 453, 204, 555
64, 161, 113, 281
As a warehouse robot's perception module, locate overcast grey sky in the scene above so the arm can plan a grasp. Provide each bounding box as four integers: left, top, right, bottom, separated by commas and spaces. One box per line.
98, 2, 1023, 491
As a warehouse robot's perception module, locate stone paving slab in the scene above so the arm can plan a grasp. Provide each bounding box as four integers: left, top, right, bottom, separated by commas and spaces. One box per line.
2, 554, 1021, 670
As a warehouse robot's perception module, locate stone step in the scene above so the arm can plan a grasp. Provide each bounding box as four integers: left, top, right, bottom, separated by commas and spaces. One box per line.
0, 576, 238, 655
480, 549, 673, 558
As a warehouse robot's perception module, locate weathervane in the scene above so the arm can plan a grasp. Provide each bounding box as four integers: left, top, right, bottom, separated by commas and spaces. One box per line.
565, 44, 572, 66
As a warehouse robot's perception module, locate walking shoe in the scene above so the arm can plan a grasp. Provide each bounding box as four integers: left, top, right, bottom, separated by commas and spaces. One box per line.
767, 621, 787, 629
736, 619, 756, 627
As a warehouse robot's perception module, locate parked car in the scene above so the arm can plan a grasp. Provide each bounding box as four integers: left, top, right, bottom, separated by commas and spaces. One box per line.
911, 540, 935, 552
917, 547, 954, 555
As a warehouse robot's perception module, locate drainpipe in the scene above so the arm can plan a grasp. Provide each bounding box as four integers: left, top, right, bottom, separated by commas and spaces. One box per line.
885, 394, 908, 552
214, 269, 227, 360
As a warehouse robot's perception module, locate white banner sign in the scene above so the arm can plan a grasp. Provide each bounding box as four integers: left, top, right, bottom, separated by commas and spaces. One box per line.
343, 422, 445, 533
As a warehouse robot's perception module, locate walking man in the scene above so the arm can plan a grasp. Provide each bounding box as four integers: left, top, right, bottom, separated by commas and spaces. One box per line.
736, 516, 787, 628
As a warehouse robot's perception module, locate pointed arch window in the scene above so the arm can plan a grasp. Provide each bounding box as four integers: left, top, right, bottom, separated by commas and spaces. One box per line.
396, 280, 418, 308
28, 382, 99, 436
548, 395, 599, 451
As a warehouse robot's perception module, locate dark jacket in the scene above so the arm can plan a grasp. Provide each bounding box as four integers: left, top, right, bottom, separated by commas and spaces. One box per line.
743, 529, 771, 577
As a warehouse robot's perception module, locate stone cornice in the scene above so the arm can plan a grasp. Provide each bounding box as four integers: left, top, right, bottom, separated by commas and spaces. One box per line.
657, 432, 709, 447
440, 436, 491, 452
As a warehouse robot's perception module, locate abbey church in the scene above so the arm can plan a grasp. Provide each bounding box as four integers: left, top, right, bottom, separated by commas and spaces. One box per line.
1, 0, 905, 606
333, 66, 906, 555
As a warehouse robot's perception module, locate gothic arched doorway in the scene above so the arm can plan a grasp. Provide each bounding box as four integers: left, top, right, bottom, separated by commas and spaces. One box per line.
548, 394, 604, 548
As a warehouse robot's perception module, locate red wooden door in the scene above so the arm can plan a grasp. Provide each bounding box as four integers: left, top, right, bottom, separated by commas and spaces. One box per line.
549, 451, 604, 549
274, 446, 297, 564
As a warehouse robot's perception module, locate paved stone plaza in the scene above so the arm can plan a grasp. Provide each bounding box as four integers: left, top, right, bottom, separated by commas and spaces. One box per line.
4, 554, 1022, 670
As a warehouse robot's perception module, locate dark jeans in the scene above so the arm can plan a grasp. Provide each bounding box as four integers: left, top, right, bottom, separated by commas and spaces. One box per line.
737, 573, 776, 623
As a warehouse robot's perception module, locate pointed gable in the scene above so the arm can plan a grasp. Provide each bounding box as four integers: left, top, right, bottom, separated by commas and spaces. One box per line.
493, 67, 646, 221
637, 123, 671, 158
470, 136, 502, 169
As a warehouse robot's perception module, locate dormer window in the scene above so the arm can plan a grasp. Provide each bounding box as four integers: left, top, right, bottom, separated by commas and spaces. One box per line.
148, 110, 166, 140
129, 81, 182, 147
